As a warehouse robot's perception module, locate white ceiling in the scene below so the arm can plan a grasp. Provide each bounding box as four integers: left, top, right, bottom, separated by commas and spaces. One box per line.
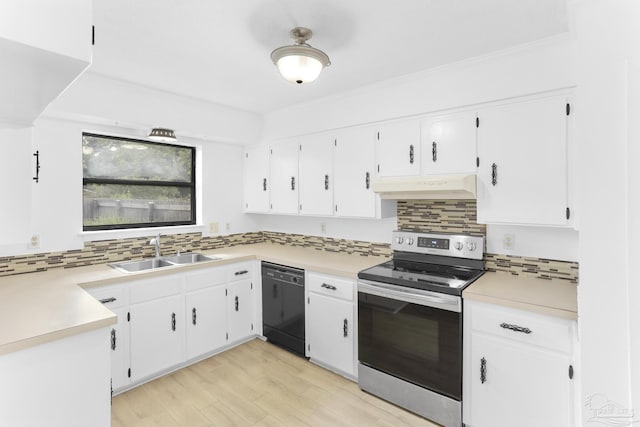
91, 0, 569, 114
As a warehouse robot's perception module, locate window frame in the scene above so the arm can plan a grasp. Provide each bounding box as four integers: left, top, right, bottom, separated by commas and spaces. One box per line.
82, 132, 197, 231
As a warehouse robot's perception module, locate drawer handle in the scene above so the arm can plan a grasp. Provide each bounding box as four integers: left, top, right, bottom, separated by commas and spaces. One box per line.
110, 328, 116, 351
321, 283, 337, 291
192, 307, 197, 325
235, 270, 248, 276
500, 322, 532, 334
99, 297, 117, 304
480, 357, 487, 384
235, 296, 239, 312
171, 312, 176, 331
343, 319, 348, 337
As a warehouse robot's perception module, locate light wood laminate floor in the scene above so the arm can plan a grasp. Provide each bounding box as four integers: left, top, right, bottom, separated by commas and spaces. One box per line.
112, 338, 439, 427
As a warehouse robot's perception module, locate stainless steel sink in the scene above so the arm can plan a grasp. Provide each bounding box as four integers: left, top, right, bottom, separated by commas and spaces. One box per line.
109, 252, 219, 273
110, 258, 175, 273
162, 253, 219, 264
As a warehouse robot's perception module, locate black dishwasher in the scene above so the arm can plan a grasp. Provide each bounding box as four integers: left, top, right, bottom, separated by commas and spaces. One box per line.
261, 262, 305, 357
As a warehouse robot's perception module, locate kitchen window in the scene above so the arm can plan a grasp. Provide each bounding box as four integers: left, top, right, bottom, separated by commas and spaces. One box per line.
82, 133, 196, 231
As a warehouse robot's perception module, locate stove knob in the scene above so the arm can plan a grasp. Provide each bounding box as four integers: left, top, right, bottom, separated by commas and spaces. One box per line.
396, 236, 404, 244
406, 237, 415, 245
467, 242, 477, 251
454, 242, 464, 251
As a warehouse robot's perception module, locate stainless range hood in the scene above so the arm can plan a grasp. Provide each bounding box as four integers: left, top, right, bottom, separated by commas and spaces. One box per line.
371, 174, 477, 200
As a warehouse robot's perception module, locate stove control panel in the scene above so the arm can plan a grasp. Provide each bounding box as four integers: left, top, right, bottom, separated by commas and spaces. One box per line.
392, 230, 484, 260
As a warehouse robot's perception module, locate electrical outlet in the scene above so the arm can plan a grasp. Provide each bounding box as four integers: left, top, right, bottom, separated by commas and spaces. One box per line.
29, 234, 40, 249
503, 233, 515, 250
226, 222, 231, 231
320, 223, 326, 234
209, 222, 218, 233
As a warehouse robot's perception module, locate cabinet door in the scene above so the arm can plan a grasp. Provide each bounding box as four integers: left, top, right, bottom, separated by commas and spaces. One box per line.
130, 295, 185, 382
334, 127, 378, 218
308, 292, 354, 376
0, 128, 32, 248
467, 333, 573, 427
376, 120, 421, 177
421, 111, 477, 175
227, 279, 254, 343
299, 134, 333, 216
109, 307, 130, 391
243, 145, 270, 213
185, 285, 227, 360
270, 140, 299, 214
477, 95, 569, 226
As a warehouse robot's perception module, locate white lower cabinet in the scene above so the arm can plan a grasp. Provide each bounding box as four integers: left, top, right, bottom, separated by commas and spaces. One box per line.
306, 272, 356, 377
463, 300, 577, 427
226, 273, 255, 343
130, 294, 185, 382
185, 266, 228, 360
83, 283, 130, 391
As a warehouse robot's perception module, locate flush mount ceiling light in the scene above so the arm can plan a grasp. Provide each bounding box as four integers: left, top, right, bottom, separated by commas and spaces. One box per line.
148, 128, 177, 142
271, 27, 331, 85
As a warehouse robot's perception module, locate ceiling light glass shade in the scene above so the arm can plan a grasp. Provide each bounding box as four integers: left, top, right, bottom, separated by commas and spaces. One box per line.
271, 27, 330, 84
148, 128, 177, 142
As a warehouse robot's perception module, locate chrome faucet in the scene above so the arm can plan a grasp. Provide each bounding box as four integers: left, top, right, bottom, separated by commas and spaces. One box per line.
150, 233, 161, 258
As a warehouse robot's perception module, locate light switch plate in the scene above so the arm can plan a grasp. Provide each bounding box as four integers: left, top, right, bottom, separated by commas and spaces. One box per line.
209, 222, 218, 233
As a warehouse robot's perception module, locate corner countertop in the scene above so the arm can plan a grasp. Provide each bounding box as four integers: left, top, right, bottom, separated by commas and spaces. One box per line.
463, 271, 578, 320
0, 243, 388, 355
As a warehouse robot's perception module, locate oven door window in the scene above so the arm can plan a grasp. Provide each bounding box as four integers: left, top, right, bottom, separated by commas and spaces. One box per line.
358, 291, 462, 400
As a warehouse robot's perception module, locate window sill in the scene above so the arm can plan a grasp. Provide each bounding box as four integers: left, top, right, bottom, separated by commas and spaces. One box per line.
79, 224, 206, 242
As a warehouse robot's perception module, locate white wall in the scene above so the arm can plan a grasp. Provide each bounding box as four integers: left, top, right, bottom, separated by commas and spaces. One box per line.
574, 0, 640, 423
47, 72, 263, 145
258, 35, 579, 256
0, 71, 263, 256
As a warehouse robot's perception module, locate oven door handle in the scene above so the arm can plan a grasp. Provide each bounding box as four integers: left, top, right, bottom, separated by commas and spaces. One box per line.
358, 280, 461, 313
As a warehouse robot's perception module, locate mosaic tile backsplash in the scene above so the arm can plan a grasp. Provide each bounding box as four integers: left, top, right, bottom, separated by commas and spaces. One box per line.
0, 198, 578, 283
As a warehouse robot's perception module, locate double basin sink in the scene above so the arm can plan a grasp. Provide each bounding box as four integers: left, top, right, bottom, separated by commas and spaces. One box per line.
109, 253, 220, 274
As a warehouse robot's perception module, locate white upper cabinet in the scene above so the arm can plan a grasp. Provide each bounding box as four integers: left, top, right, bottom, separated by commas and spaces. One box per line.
299, 134, 334, 216
334, 127, 379, 218
243, 145, 270, 213
0, 128, 33, 248
421, 111, 477, 175
269, 140, 299, 214
0, 0, 92, 126
476, 94, 571, 226
376, 119, 421, 177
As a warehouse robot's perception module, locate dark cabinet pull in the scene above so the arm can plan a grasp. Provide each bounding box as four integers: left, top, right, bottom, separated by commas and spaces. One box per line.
324, 174, 329, 190
192, 307, 197, 325
234, 270, 248, 276
263, 178, 267, 191
321, 283, 337, 291
110, 328, 116, 351
480, 357, 487, 384
409, 145, 415, 164
432, 141, 437, 162
273, 283, 278, 298
235, 296, 239, 312
343, 319, 348, 337
171, 312, 176, 331
500, 322, 532, 334
365, 172, 370, 189
491, 163, 498, 186
291, 176, 295, 190
99, 297, 117, 304
33, 150, 40, 183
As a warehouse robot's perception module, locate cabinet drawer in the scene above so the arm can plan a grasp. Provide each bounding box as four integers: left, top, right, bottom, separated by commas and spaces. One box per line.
468, 301, 574, 354
85, 284, 127, 309
308, 273, 354, 302
130, 274, 183, 304
227, 261, 254, 282
185, 266, 226, 292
